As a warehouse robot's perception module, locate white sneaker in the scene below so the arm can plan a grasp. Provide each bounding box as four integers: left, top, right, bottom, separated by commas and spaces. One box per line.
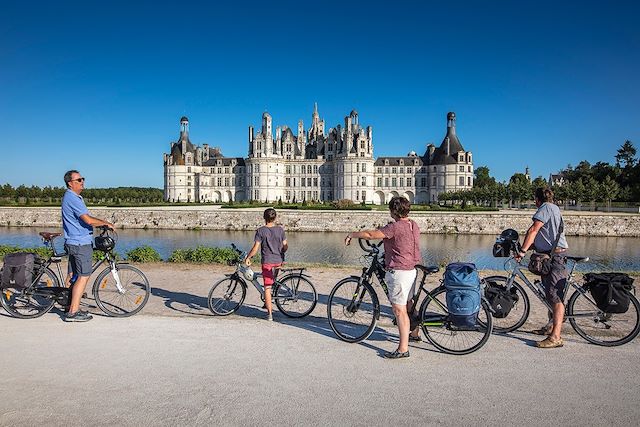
266, 313, 273, 322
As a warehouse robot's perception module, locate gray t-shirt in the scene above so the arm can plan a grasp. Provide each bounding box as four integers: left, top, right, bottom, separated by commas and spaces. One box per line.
254, 225, 286, 264
532, 202, 568, 253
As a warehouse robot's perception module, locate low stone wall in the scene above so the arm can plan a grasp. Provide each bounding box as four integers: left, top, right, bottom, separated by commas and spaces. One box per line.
1, 207, 639, 236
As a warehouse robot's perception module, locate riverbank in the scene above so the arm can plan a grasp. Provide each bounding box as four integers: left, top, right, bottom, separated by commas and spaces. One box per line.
1, 206, 639, 236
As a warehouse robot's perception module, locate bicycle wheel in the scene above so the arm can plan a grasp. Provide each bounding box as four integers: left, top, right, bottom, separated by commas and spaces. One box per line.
1, 267, 57, 319
274, 275, 317, 318
327, 277, 380, 343
208, 276, 247, 315
419, 287, 493, 355
567, 289, 640, 346
483, 275, 530, 333
93, 264, 150, 317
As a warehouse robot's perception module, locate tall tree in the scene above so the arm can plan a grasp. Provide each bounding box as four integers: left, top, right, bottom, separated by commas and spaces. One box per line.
473, 166, 496, 188
600, 175, 620, 212
615, 140, 637, 168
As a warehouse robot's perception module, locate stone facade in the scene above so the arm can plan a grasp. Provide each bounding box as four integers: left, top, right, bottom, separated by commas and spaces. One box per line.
163, 107, 474, 204
1, 207, 639, 237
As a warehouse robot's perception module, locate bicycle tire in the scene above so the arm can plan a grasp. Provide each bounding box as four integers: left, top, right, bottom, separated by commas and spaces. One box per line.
482, 275, 530, 333
208, 276, 247, 316
274, 275, 317, 318
327, 277, 380, 343
93, 264, 150, 317
1, 267, 58, 319
568, 288, 640, 346
419, 287, 493, 355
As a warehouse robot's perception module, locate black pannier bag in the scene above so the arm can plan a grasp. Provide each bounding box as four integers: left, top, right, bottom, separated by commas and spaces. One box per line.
584, 273, 634, 314
1, 252, 40, 290
484, 280, 519, 318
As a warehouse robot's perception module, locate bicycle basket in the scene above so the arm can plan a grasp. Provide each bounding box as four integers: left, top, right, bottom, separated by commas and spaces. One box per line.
94, 235, 115, 252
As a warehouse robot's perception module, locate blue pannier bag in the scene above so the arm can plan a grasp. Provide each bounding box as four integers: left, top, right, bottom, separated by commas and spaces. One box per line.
444, 262, 481, 328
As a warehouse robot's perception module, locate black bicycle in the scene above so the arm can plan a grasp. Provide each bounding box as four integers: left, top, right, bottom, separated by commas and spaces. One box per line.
326, 239, 493, 355
1, 226, 151, 318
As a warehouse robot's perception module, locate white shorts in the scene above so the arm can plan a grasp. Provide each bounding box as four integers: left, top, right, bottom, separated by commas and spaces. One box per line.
385, 269, 417, 305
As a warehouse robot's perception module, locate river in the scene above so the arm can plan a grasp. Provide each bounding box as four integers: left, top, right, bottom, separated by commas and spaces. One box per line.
1, 227, 638, 272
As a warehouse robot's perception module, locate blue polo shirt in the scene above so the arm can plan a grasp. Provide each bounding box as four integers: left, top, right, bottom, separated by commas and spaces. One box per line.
62, 190, 93, 245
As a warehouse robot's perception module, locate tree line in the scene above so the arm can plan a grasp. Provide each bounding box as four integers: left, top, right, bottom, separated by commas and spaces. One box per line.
440, 140, 638, 210
0, 185, 164, 205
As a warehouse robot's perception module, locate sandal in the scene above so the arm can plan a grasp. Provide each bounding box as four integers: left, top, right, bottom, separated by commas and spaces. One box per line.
409, 334, 422, 342
383, 349, 410, 359
536, 337, 563, 348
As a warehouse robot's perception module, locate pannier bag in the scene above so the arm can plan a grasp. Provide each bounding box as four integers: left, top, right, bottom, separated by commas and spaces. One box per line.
1, 252, 40, 290
584, 273, 634, 314
484, 280, 519, 318
444, 262, 481, 328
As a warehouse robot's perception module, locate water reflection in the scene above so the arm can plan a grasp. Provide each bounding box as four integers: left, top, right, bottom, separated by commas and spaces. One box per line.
1, 227, 638, 272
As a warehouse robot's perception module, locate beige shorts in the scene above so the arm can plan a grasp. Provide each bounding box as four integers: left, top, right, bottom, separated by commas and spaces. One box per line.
385, 269, 417, 305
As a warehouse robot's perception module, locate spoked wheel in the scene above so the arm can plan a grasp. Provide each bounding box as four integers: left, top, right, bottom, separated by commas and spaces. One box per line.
208, 276, 247, 316
482, 275, 530, 333
419, 287, 493, 355
274, 275, 317, 318
0, 268, 58, 319
93, 264, 151, 317
327, 277, 380, 343
568, 289, 640, 346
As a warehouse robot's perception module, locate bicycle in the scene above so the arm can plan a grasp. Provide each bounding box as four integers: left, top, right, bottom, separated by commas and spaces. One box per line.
483, 237, 640, 346
326, 239, 493, 355
207, 244, 318, 318
1, 226, 151, 318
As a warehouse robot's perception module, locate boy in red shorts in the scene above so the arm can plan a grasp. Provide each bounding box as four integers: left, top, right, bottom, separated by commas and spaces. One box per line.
244, 208, 288, 321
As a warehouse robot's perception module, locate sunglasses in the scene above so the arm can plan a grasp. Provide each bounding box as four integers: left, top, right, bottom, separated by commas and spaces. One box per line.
70, 177, 85, 183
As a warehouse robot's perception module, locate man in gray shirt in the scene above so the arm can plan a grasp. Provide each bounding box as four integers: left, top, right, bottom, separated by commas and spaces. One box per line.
516, 187, 568, 348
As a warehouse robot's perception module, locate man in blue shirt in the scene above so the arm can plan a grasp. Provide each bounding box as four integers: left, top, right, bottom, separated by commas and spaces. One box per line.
516, 187, 568, 348
62, 170, 114, 322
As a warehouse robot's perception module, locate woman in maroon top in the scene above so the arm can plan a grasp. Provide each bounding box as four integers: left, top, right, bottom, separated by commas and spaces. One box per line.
345, 196, 422, 359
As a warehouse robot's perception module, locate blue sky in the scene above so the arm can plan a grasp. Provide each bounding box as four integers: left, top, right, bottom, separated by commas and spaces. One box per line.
1, 0, 639, 188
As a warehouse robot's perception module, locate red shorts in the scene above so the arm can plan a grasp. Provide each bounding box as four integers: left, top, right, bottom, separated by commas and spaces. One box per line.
261, 263, 282, 287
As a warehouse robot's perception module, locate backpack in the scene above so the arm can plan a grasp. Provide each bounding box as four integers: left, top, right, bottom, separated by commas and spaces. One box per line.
444, 263, 481, 328
484, 280, 519, 318
1, 252, 39, 290
584, 273, 634, 314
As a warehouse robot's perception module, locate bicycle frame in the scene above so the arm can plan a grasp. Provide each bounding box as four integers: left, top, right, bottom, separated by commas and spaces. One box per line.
501, 256, 597, 319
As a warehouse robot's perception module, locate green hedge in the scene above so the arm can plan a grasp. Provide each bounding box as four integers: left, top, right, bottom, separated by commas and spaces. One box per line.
126, 246, 161, 262
168, 246, 238, 264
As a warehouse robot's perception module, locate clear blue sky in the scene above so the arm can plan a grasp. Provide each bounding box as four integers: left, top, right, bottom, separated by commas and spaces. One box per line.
1, 0, 638, 188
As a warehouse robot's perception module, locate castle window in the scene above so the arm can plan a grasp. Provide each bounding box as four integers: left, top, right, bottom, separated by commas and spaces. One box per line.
377, 177, 382, 187
385, 167, 389, 174
211, 168, 214, 173
468, 166, 472, 172
307, 178, 312, 186
399, 167, 404, 174
361, 191, 366, 201
225, 168, 229, 174
188, 167, 191, 173
231, 177, 235, 186
356, 191, 359, 200
218, 177, 223, 186
314, 165, 318, 173
313, 178, 318, 186
421, 178, 427, 187
392, 167, 397, 174
286, 178, 291, 186
392, 178, 397, 187
356, 163, 360, 173
225, 177, 229, 186
218, 168, 222, 174
407, 167, 412, 174
377, 167, 382, 174
400, 177, 404, 187
407, 178, 412, 187
307, 165, 312, 174
362, 164, 366, 172
385, 178, 389, 187
459, 165, 464, 172
468, 177, 471, 186
459, 177, 465, 186
361, 177, 366, 186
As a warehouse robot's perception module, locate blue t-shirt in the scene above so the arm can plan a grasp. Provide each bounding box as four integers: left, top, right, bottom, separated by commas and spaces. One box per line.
62, 190, 93, 245
532, 202, 568, 252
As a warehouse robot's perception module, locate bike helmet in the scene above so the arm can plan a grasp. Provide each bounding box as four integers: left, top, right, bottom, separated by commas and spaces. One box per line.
94, 235, 115, 252
500, 228, 519, 242
239, 265, 256, 281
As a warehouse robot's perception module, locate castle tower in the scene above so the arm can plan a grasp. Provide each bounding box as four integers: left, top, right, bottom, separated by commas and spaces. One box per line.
180, 116, 189, 153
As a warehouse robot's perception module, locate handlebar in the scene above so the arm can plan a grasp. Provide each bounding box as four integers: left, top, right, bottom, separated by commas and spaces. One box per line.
358, 238, 383, 254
